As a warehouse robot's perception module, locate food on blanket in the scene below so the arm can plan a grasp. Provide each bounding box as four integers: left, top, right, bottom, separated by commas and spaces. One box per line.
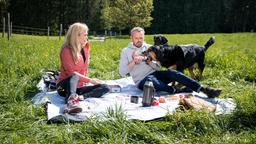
158, 96, 166, 103
179, 94, 216, 112
152, 100, 159, 106
166, 95, 179, 100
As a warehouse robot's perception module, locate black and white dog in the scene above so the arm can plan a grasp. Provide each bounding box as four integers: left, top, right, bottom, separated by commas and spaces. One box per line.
144, 35, 215, 80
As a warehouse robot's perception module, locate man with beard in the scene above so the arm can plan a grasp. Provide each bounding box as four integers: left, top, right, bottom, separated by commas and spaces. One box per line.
118, 27, 222, 98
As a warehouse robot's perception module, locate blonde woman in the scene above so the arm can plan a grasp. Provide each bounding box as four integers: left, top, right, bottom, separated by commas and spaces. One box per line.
56, 22, 109, 114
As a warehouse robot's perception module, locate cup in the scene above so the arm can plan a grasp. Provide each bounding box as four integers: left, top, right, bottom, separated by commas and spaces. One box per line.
130, 96, 139, 104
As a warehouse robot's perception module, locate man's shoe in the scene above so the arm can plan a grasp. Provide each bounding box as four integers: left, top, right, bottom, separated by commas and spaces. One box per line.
200, 87, 222, 98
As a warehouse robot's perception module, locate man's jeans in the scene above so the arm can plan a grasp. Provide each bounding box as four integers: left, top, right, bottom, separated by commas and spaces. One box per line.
138, 69, 201, 94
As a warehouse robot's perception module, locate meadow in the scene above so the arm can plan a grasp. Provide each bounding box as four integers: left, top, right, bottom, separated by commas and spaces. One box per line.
0, 33, 256, 143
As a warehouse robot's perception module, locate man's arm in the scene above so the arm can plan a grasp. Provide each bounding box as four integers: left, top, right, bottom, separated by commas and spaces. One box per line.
119, 49, 150, 76
119, 48, 134, 77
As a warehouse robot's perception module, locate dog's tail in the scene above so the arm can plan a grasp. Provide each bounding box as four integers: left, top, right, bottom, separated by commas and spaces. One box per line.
204, 36, 215, 51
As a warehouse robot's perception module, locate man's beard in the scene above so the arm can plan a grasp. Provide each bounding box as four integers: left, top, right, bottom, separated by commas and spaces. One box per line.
134, 41, 143, 48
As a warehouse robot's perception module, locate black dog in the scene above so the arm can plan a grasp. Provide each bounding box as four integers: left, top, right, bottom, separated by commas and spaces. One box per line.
154, 34, 169, 46
145, 35, 215, 80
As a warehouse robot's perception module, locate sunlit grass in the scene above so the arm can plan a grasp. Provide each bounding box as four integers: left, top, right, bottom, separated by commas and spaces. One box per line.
0, 33, 256, 143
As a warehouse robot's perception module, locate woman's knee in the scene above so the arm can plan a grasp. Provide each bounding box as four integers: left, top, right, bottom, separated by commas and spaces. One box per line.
70, 74, 80, 82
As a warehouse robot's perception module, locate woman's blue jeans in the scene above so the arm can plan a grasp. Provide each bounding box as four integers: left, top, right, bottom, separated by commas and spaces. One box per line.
138, 69, 201, 94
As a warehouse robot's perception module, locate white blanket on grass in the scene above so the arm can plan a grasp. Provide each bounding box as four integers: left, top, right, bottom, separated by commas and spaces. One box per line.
32, 77, 236, 122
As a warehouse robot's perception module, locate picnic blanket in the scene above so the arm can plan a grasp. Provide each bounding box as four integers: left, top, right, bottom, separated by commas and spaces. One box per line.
32, 77, 237, 123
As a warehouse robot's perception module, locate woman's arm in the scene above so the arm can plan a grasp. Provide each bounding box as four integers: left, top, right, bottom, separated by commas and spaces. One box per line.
73, 72, 103, 84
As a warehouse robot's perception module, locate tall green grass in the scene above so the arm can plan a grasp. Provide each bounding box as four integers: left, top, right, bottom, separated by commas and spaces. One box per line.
0, 33, 256, 143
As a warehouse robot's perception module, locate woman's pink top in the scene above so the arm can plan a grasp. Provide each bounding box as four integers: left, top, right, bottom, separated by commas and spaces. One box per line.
57, 43, 90, 88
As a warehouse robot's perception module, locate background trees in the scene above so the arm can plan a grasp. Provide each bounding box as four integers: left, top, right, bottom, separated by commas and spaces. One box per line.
7, 0, 106, 34
101, 0, 153, 32
0, 0, 9, 19
1, 0, 255, 35
149, 0, 256, 34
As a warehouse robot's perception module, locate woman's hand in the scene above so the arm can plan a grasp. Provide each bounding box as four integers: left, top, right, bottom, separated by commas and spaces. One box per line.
90, 78, 103, 85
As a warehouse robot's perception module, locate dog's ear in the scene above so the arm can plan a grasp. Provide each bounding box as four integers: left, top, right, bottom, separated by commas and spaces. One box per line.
150, 45, 159, 53
148, 46, 158, 59
161, 36, 168, 45
154, 34, 168, 46
153, 34, 163, 45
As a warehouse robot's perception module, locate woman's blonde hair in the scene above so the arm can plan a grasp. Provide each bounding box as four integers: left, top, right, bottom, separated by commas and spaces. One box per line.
63, 22, 89, 63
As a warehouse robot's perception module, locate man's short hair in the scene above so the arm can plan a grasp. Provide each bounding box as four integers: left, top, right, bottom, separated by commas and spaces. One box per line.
130, 27, 145, 36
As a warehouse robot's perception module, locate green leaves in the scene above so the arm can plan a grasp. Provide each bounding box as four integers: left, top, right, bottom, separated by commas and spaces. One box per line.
101, 0, 153, 30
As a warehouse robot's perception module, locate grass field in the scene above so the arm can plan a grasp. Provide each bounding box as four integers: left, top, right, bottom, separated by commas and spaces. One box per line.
0, 33, 256, 143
